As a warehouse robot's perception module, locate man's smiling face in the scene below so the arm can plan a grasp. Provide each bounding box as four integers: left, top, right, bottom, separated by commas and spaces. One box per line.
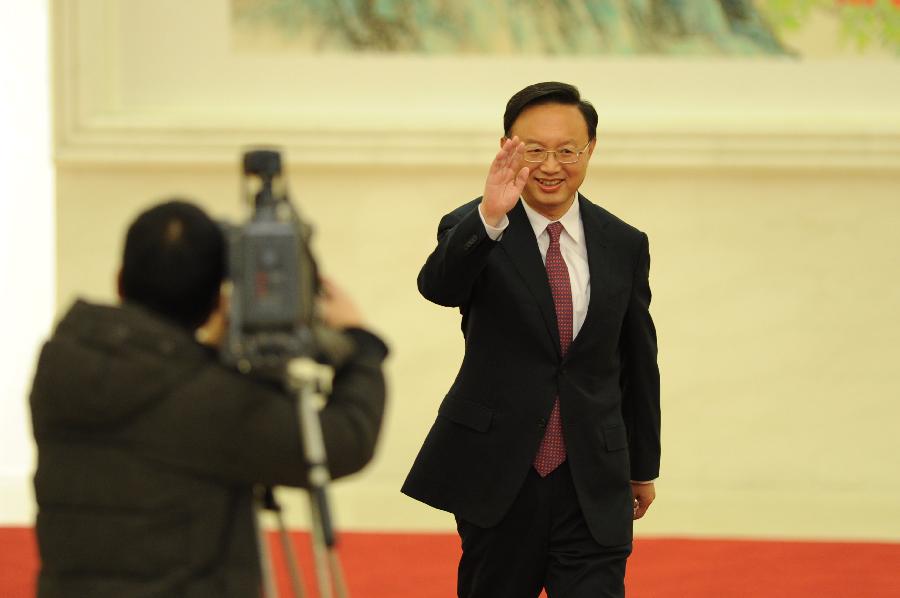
506, 102, 595, 220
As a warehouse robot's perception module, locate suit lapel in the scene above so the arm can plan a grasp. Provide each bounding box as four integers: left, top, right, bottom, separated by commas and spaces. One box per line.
571, 195, 611, 353
500, 201, 561, 356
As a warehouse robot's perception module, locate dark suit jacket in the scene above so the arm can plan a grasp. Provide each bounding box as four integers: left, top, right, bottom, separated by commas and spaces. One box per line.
402, 195, 660, 546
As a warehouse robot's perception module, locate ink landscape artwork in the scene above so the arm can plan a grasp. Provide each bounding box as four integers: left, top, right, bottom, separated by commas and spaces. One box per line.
232, 0, 900, 57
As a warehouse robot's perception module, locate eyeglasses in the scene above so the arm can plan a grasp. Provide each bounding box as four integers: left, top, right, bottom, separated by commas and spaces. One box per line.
521, 141, 592, 164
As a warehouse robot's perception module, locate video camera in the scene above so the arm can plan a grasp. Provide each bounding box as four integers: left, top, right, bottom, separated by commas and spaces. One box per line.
221, 149, 320, 376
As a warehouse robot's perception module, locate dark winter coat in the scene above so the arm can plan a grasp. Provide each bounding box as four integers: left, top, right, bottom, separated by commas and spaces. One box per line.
30, 300, 388, 597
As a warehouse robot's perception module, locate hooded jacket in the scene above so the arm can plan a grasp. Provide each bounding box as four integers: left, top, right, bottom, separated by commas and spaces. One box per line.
30, 300, 388, 597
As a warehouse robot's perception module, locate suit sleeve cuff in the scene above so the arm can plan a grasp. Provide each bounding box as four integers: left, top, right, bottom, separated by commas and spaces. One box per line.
478, 203, 509, 241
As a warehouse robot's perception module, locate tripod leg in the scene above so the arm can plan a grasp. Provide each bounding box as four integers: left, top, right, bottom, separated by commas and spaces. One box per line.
329, 549, 350, 598
309, 497, 334, 598
289, 358, 351, 598
275, 508, 307, 598
254, 496, 279, 598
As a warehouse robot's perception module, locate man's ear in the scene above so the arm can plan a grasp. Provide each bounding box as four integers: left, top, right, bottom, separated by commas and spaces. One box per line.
210, 287, 223, 313
583, 138, 597, 162
201, 287, 226, 328
196, 286, 229, 347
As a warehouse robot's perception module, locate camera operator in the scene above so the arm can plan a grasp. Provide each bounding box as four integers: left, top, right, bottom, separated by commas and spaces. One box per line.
29, 200, 388, 598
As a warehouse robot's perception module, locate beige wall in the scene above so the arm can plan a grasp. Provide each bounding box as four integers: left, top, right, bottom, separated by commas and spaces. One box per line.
48, 0, 900, 540
54, 161, 900, 541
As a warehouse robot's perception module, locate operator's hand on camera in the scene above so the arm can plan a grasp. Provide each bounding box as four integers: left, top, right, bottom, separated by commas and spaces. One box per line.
480, 135, 529, 227
318, 277, 365, 331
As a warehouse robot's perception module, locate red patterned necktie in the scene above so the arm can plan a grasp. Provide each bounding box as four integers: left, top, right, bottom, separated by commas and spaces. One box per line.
534, 221, 572, 477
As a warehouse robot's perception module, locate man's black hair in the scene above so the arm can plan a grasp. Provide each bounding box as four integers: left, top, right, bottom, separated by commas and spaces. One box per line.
503, 81, 598, 141
120, 200, 225, 330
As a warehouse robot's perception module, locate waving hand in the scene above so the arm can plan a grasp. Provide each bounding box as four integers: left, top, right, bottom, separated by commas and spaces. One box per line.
480, 136, 529, 227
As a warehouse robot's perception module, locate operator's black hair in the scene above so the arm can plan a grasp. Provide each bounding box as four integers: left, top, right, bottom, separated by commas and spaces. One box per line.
120, 200, 225, 330
503, 81, 598, 141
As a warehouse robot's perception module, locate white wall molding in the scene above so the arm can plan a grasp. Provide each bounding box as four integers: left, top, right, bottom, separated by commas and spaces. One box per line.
54, 124, 900, 171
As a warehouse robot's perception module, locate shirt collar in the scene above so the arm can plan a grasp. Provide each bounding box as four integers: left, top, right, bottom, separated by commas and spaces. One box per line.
520, 193, 584, 246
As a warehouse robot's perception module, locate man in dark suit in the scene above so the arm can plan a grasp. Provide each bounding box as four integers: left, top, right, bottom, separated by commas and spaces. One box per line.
402, 82, 660, 597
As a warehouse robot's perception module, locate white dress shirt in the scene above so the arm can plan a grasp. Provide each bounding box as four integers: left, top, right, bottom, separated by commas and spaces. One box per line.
479, 195, 590, 339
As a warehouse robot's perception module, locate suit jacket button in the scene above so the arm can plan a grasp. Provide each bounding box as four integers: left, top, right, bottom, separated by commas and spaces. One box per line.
538, 418, 546, 430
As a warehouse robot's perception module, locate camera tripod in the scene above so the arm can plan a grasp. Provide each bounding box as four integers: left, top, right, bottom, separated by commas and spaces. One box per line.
254, 357, 350, 598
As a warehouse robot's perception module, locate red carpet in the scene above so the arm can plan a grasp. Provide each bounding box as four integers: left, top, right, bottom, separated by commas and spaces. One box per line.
2, 527, 899, 597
